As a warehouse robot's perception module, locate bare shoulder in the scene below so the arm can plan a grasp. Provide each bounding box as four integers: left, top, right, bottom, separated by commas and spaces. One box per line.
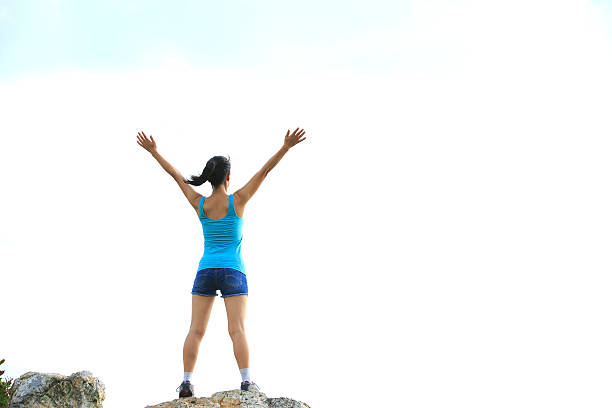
192, 194, 203, 216
233, 191, 246, 218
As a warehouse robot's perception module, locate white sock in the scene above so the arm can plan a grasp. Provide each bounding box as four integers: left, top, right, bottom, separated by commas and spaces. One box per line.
183, 372, 193, 382
239, 368, 251, 382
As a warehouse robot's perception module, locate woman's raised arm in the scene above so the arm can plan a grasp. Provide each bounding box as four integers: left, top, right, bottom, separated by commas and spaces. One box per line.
137, 131, 202, 214
235, 127, 306, 205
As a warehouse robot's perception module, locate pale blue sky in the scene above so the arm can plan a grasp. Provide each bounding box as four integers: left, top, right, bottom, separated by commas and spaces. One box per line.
4, 0, 611, 81
0, 0, 417, 80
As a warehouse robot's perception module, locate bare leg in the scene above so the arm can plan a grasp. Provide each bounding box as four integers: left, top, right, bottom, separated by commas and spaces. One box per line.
183, 294, 215, 372
224, 294, 249, 369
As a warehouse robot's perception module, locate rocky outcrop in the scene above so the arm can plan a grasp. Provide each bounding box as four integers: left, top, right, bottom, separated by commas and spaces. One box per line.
8, 370, 105, 408
7, 371, 309, 408
145, 389, 310, 408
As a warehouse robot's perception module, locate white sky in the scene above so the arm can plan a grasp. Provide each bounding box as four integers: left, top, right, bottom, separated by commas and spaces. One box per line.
2, 1, 612, 407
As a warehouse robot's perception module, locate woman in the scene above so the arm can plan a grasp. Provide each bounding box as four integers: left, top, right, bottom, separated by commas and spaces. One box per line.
136, 127, 307, 398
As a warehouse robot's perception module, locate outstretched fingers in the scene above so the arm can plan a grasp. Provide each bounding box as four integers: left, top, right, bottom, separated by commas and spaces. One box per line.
136, 131, 156, 152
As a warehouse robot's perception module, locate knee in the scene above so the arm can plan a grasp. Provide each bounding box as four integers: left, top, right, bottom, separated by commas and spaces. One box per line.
189, 328, 205, 339
228, 326, 245, 340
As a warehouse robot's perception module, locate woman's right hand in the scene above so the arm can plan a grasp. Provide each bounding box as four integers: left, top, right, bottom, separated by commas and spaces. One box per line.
137, 131, 157, 154
284, 127, 307, 149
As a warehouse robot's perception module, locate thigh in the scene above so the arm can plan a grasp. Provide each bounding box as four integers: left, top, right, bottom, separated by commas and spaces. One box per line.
224, 293, 247, 333
190, 294, 215, 336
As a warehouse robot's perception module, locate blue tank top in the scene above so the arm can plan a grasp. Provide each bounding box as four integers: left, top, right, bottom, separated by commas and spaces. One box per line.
197, 193, 245, 274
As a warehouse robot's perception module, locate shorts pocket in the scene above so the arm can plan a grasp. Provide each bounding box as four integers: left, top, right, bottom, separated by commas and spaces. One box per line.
225, 272, 244, 288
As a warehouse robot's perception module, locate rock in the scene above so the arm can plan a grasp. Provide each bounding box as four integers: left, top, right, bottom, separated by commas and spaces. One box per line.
8, 370, 105, 408
6, 371, 308, 408
266, 397, 310, 408
145, 389, 310, 408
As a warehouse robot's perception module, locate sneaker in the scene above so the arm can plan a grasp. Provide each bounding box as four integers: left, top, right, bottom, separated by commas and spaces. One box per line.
176, 380, 194, 398
240, 380, 260, 392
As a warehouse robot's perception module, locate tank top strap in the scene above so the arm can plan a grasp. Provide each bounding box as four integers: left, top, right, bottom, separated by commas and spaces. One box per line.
229, 193, 236, 216
199, 196, 206, 218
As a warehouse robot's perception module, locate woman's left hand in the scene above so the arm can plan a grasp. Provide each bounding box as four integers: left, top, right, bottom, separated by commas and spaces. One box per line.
137, 131, 157, 154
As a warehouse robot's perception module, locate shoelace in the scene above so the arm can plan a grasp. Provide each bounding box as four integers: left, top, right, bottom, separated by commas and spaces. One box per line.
176, 381, 190, 393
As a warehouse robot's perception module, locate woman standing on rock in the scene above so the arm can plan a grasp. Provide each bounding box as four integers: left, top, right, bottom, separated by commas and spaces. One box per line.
136, 128, 307, 398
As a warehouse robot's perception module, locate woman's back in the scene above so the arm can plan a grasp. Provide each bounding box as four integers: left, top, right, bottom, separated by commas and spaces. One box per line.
198, 193, 245, 274
201, 193, 246, 219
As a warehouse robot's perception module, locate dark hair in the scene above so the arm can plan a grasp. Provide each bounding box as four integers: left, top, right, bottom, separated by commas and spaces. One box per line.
184, 155, 231, 188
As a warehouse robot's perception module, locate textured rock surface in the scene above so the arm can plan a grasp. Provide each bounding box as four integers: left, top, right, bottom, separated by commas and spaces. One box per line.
145, 389, 310, 408
6, 371, 308, 408
8, 370, 105, 408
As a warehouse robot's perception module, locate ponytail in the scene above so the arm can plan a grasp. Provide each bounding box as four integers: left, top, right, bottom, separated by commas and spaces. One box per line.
184, 155, 231, 188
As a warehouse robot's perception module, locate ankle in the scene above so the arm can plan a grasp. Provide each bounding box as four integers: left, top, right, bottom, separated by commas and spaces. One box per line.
239, 367, 251, 382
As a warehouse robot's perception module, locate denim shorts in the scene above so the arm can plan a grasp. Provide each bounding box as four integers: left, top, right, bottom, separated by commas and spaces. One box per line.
191, 268, 248, 298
